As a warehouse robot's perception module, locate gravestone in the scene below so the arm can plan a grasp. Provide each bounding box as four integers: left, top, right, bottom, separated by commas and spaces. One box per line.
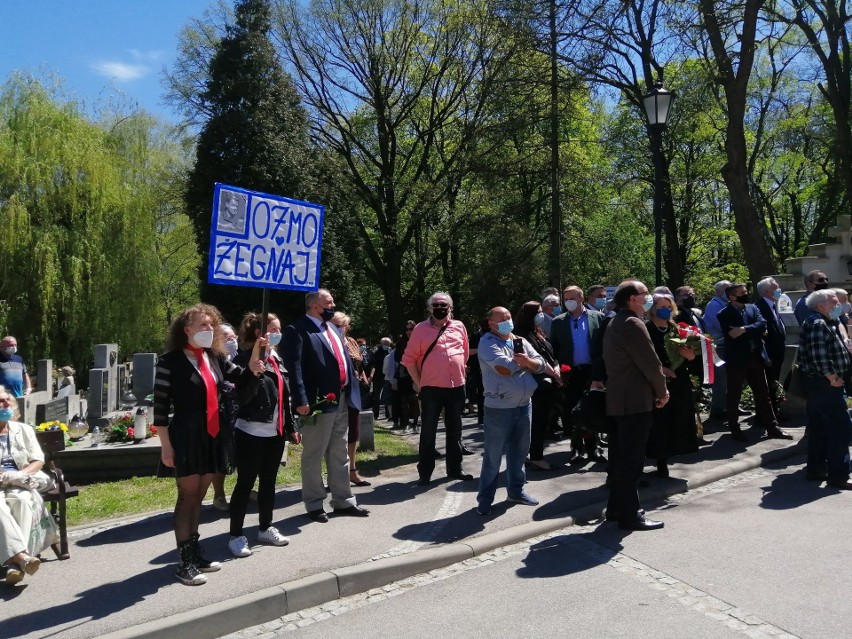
132, 353, 158, 404
15, 390, 52, 425
93, 344, 119, 414
87, 368, 109, 419
36, 397, 68, 425
358, 411, 375, 451
36, 359, 53, 393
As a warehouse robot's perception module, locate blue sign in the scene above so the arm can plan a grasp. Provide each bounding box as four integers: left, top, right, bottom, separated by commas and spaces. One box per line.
208, 183, 324, 292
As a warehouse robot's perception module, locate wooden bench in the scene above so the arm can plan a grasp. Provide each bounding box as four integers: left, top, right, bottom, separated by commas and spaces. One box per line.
35, 430, 79, 560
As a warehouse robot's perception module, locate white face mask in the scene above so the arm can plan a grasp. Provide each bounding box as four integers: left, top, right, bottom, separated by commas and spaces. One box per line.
191, 330, 214, 349
3, 347, 16, 356
564, 299, 578, 313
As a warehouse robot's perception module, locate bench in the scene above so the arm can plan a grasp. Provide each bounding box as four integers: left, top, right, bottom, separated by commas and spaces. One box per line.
35, 430, 79, 560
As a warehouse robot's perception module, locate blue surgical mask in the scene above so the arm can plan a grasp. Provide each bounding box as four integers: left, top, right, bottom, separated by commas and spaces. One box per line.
268, 332, 282, 347
551, 305, 562, 315
225, 340, 238, 356
534, 312, 545, 326
0, 407, 15, 422
772, 288, 782, 300
594, 297, 607, 310
642, 295, 654, 312
496, 319, 514, 335
830, 305, 843, 321
656, 307, 672, 320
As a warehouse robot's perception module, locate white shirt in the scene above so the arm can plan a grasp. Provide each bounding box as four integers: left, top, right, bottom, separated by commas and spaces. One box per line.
305, 314, 350, 382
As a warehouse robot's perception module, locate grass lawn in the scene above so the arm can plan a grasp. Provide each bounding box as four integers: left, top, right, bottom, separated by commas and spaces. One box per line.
66, 425, 417, 528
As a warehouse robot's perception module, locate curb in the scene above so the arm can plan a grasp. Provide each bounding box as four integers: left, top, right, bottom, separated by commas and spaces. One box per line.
99, 441, 804, 639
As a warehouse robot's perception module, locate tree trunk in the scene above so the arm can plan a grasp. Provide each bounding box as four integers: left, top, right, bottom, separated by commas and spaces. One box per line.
548, 0, 562, 290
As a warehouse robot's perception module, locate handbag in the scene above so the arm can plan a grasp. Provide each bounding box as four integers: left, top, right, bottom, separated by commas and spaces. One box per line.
571, 388, 609, 433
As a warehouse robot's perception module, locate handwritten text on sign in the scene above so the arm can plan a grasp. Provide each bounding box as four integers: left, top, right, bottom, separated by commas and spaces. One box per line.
207, 184, 324, 292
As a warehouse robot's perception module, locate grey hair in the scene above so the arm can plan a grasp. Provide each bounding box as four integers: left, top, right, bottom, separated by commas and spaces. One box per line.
427, 291, 454, 319
756, 277, 777, 296
807, 289, 836, 310
714, 280, 732, 297
833, 288, 849, 300
305, 288, 332, 309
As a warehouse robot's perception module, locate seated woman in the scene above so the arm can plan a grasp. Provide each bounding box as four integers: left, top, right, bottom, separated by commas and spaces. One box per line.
0, 385, 48, 584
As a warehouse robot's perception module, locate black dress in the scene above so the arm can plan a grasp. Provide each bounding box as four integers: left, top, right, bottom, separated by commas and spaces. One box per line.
645, 321, 699, 461
153, 349, 257, 478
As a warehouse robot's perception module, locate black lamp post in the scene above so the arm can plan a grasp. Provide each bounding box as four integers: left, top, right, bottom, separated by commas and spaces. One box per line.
642, 82, 674, 286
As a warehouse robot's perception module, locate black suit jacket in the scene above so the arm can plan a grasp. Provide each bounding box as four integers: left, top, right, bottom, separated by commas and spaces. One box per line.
754, 297, 786, 367
283, 315, 362, 411
718, 302, 769, 368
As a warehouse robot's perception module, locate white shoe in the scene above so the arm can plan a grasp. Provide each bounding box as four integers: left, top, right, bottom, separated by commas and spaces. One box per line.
228, 535, 252, 558
212, 496, 229, 512
257, 526, 290, 547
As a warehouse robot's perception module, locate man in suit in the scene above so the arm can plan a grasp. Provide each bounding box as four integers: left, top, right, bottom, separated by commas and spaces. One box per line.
718, 283, 792, 442
794, 269, 829, 325
283, 289, 370, 522
754, 277, 787, 414
550, 285, 606, 460
603, 280, 668, 531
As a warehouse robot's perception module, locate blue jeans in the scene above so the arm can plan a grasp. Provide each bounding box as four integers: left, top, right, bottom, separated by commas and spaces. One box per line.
477, 403, 531, 507
803, 376, 852, 482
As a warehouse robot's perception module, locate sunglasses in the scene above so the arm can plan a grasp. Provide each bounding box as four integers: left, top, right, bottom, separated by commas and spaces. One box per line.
816, 277, 829, 282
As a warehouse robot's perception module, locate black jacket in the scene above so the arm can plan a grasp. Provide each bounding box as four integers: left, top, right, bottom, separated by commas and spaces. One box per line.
232, 349, 296, 438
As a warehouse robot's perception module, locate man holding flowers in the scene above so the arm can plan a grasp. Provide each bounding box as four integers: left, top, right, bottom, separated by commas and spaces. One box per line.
283, 289, 370, 523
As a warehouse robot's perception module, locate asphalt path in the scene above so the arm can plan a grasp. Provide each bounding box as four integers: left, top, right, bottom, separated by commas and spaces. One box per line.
3, 416, 808, 639
230, 455, 849, 639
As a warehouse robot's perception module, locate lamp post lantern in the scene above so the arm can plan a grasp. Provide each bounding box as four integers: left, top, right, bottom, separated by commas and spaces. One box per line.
642, 82, 674, 286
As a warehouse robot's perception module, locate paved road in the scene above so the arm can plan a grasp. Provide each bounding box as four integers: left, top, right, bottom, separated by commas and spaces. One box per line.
2, 416, 809, 639
224, 456, 851, 639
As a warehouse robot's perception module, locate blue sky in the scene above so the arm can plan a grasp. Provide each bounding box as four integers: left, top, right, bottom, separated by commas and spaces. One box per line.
1, 0, 216, 123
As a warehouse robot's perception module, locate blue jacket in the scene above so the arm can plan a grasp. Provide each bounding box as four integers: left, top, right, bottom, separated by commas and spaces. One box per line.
479, 332, 544, 408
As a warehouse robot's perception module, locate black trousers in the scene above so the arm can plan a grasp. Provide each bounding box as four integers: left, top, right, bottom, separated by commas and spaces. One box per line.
418, 386, 466, 479
229, 428, 286, 537
606, 412, 653, 523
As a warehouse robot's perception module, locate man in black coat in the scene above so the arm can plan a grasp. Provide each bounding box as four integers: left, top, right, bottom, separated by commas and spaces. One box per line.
718, 283, 792, 442
754, 277, 788, 414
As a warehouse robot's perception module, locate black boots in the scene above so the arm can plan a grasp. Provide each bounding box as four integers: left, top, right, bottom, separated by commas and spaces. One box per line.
176, 539, 206, 586
190, 532, 221, 573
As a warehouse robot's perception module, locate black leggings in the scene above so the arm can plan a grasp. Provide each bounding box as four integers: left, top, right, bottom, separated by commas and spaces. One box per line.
229, 429, 286, 537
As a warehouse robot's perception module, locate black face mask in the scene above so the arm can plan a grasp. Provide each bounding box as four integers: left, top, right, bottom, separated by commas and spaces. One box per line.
681, 295, 695, 309
321, 307, 336, 322
432, 307, 449, 320
735, 294, 749, 304
814, 282, 829, 291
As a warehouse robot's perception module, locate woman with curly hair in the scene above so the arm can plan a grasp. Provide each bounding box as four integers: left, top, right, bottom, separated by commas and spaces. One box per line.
153, 303, 265, 586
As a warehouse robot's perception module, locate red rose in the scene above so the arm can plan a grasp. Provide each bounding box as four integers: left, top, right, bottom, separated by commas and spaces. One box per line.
326, 393, 337, 402
127, 427, 134, 438
560, 364, 571, 374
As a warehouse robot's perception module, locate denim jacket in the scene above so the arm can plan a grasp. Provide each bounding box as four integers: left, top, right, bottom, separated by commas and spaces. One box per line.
479, 332, 544, 408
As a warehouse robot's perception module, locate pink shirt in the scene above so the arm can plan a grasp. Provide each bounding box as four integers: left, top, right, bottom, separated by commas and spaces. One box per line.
401, 319, 469, 388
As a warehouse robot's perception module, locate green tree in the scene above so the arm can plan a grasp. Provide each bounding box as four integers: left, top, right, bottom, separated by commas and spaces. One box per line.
184, 0, 317, 324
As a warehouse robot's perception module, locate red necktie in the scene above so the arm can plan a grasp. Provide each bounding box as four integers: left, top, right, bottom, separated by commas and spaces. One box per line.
323, 323, 347, 386
267, 356, 285, 436
191, 348, 220, 438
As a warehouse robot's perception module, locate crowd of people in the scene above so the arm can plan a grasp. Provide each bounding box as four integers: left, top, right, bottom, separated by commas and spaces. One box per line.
4, 269, 851, 586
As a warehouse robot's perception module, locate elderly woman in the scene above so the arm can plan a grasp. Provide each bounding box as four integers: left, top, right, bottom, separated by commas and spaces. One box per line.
645, 294, 699, 478
331, 312, 371, 486
1, 385, 47, 584
154, 304, 265, 586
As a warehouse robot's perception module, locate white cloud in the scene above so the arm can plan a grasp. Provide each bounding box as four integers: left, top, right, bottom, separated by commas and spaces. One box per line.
91, 60, 148, 82
91, 51, 161, 82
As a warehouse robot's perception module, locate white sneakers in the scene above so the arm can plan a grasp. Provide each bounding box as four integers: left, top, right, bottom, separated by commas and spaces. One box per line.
229, 527, 290, 558
257, 526, 290, 546
228, 535, 252, 558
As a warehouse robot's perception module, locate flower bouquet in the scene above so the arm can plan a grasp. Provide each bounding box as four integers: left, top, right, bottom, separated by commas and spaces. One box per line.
106, 411, 158, 443
297, 393, 338, 430
664, 323, 723, 384
36, 420, 71, 447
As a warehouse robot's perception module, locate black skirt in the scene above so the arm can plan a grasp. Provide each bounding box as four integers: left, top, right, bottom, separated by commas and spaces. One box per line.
167, 410, 231, 477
